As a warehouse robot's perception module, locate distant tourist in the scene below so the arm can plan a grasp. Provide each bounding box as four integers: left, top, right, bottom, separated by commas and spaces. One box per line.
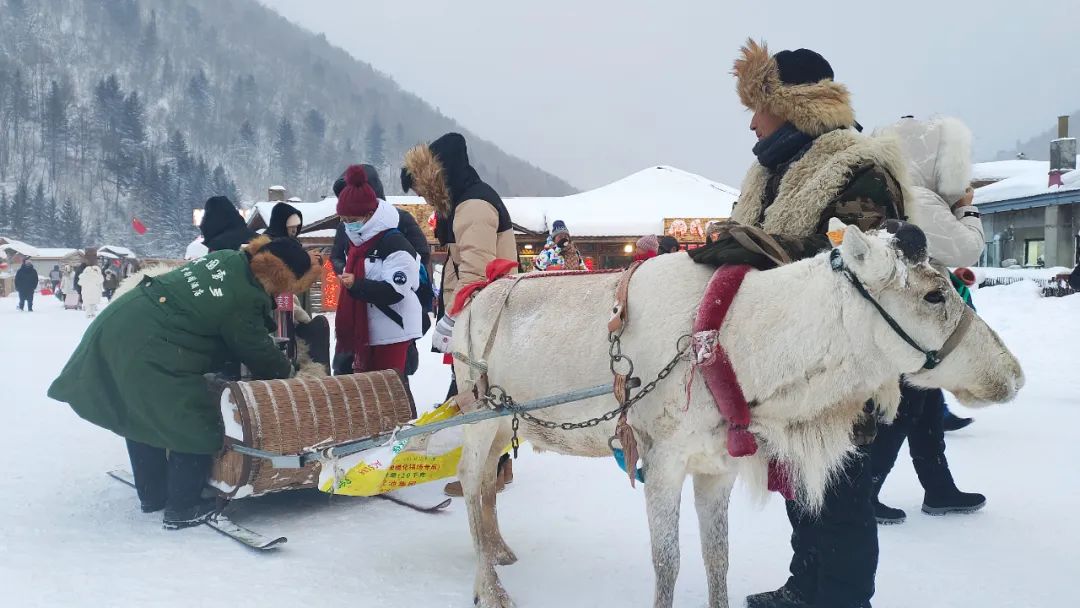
15, 259, 39, 312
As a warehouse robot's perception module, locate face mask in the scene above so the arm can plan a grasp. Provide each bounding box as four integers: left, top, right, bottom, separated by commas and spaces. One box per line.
343, 220, 366, 244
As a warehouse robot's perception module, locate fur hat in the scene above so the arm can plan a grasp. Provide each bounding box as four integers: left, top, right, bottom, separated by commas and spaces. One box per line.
401, 132, 471, 215
246, 236, 323, 295
336, 165, 379, 217
733, 39, 855, 136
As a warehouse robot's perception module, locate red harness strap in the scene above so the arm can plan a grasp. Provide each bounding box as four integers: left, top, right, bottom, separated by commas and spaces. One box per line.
693, 265, 795, 501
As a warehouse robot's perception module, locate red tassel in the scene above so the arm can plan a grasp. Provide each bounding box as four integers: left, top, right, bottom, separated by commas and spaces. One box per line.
131, 217, 147, 235
768, 459, 795, 501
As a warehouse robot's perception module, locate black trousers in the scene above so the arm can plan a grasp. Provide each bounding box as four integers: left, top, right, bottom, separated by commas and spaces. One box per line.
871, 386, 946, 485
785, 444, 877, 608
125, 440, 212, 511
17, 291, 33, 311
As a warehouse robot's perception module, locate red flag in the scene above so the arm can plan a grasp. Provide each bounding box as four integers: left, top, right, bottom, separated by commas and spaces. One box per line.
132, 217, 147, 235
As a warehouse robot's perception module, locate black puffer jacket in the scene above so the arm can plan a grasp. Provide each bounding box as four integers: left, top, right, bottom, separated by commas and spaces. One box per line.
15, 263, 38, 295
200, 196, 256, 252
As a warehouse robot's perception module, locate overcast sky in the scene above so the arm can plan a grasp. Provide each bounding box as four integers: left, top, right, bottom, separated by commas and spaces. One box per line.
260, 0, 1078, 190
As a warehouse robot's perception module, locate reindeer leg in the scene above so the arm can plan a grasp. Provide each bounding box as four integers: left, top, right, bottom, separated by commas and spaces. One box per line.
693, 471, 735, 608
643, 447, 687, 608
481, 423, 517, 566
461, 420, 515, 608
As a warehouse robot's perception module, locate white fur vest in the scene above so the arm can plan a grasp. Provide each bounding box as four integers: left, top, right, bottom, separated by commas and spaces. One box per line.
731, 129, 913, 239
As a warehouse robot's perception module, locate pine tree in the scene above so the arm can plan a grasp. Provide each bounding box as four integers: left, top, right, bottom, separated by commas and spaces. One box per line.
274, 117, 299, 187
239, 121, 257, 148
59, 198, 84, 248
366, 119, 386, 168
42, 198, 59, 246
10, 180, 30, 238
44, 80, 70, 179
0, 190, 9, 232
28, 180, 47, 243
187, 69, 212, 127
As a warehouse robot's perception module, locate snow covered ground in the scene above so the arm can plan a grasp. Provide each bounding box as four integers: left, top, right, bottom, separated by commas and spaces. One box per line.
1, 282, 1077, 607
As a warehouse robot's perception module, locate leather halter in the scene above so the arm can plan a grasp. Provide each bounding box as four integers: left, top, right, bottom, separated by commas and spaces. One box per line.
829, 249, 974, 371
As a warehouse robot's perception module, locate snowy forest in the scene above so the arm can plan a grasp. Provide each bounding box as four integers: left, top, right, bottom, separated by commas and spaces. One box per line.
0, 0, 573, 256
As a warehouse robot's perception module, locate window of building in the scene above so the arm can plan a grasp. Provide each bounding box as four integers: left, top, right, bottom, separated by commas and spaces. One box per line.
1024, 239, 1045, 267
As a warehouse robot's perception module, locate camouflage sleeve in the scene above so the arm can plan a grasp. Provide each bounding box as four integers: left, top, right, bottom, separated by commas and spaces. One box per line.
821, 164, 904, 233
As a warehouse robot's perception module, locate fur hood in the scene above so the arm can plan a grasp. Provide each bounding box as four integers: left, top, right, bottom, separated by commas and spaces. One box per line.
874, 116, 972, 207
732, 128, 912, 238
402, 141, 455, 215
733, 39, 855, 137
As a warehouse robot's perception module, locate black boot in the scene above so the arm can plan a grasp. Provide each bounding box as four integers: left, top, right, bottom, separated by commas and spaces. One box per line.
871, 476, 906, 525
126, 440, 167, 513
163, 499, 219, 530
942, 411, 974, 432
746, 585, 812, 608
913, 456, 986, 516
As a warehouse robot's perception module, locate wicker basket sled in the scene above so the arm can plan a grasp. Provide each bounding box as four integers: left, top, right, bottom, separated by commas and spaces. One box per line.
209, 370, 416, 498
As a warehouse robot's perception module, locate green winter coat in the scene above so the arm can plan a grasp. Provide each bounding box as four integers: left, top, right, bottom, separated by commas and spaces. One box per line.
48, 250, 293, 454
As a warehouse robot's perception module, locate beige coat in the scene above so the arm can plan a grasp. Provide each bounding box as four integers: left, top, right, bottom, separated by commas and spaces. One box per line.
444, 199, 518, 314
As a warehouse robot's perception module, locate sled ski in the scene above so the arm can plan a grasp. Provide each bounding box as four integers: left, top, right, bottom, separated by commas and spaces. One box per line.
375, 493, 452, 513
106, 470, 286, 551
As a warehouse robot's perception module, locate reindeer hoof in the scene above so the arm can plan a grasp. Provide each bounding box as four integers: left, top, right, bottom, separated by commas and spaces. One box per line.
474, 586, 516, 608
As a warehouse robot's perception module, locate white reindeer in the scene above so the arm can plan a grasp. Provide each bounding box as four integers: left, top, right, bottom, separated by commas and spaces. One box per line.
452, 225, 1023, 608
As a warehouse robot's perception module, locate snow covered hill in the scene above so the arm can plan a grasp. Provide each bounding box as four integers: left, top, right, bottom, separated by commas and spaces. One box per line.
0, 282, 1076, 607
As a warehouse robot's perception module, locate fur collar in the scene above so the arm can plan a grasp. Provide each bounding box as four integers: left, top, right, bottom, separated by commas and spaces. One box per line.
403, 144, 451, 215
246, 236, 322, 296
733, 39, 855, 137
731, 129, 912, 238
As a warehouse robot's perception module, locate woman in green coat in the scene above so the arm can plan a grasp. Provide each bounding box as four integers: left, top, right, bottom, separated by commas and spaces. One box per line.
48, 236, 322, 529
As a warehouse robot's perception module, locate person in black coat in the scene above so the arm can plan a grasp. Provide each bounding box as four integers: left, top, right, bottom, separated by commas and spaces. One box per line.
200, 196, 256, 252
15, 259, 39, 312
330, 164, 432, 377
266, 202, 304, 239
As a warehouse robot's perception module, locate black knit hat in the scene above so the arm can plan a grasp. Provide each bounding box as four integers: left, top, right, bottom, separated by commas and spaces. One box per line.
262, 237, 313, 279
773, 48, 834, 85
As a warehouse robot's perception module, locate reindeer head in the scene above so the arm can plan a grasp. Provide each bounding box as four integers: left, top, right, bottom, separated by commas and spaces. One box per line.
839, 222, 1023, 406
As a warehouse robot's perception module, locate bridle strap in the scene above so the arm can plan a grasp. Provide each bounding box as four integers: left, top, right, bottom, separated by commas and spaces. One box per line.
829, 249, 971, 370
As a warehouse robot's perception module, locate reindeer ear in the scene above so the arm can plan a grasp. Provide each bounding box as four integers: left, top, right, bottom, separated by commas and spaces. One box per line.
841, 225, 871, 263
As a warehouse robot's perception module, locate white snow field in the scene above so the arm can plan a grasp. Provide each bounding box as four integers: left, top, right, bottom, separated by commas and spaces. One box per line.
1, 280, 1076, 607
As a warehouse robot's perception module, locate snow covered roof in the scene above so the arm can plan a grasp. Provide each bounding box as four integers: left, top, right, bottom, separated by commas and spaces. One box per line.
252, 197, 340, 229
503, 166, 739, 236
974, 166, 1080, 205
0, 238, 38, 257
972, 160, 1050, 183
275, 166, 739, 239
34, 248, 79, 259
99, 245, 136, 258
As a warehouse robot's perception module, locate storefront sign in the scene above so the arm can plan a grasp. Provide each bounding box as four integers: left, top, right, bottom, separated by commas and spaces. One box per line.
394, 204, 438, 243
663, 217, 728, 242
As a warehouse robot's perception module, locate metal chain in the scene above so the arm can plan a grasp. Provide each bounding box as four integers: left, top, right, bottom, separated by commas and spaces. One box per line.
484, 333, 691, 436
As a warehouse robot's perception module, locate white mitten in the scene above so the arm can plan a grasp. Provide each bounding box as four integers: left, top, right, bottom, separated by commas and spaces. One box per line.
432, 315, 456, 354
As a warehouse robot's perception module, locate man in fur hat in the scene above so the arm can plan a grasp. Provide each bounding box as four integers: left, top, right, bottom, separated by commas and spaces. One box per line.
49, 237, 321, 530
696, 40, 910, 608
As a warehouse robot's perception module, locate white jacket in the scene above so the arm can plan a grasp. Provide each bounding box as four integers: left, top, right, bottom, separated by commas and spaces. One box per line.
874, 117, 985, 267
343, 200, 422, 346
80, 266, 105, 306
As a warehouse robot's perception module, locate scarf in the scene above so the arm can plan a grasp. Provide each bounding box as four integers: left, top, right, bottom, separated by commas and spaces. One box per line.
752, 123, 815, 170
334, 230, 388, 373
